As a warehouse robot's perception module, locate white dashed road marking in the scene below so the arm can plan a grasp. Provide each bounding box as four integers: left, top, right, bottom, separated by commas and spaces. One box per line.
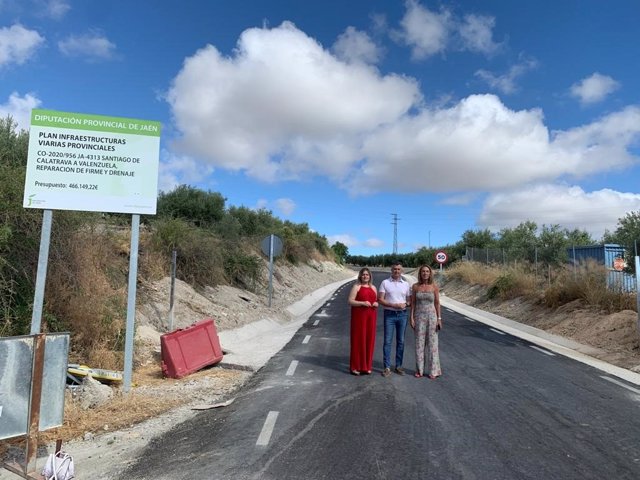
313, 319, 320, 326
530, 345, 555, 356
302, 335, 311, 344
490, 328, 505, 335
600, 376, 640, 396
256, 411, 279, 446
286, 360, 299, 376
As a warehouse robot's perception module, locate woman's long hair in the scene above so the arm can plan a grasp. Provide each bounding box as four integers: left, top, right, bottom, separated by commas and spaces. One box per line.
358, 267, 372, 286
417, 265, 434, 285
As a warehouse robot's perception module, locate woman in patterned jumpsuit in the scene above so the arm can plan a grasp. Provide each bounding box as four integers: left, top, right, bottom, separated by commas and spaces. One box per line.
410, 265, 442, 379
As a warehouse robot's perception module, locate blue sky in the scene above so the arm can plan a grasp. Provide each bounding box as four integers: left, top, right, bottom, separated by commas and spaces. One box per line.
2, 0, 640, 256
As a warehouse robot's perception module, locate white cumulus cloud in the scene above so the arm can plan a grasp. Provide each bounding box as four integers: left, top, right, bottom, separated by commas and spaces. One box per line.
458, 14, 501, 55
332, 26, 382, 65
478, 184, 640, 240
158, 149, 214, 193
166, 23, 640, 201
58, 31, 116, 60
327, 234, 359, 247
364, 238, 384, 248
395, 2, 501, 59
475, 56, 538, 94
275, 198, 296, 216
353, 97, 640, 194
570, 73, 620, 105
41, 0, 70, 19
0, 92, 41, 130
166, 21, 420, 182
396, 0, 451, 59
0, 24, 44, 68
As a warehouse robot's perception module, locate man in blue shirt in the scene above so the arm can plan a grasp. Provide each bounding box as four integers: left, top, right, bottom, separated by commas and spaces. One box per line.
378, 261, 411, 377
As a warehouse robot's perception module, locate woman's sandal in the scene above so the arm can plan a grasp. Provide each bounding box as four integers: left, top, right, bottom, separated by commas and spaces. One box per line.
351, 370, 361, 376
414, 372, 423, 378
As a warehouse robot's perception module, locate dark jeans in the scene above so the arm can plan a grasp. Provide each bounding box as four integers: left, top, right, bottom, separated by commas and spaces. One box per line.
383, 309, 408, 369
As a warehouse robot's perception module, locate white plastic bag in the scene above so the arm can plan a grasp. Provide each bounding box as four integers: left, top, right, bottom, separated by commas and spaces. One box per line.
42, 451, 75, 480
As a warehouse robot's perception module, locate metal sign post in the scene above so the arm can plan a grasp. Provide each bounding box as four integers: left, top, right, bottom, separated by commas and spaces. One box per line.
123, 214, 140, 393
260, 234, 283, 308
169, 249, 177, 331
30, 210, 53, 334
435, 250, 448, 272
435, 250, 448, 282
268, 235, 274, 307
636, 244, 640, 333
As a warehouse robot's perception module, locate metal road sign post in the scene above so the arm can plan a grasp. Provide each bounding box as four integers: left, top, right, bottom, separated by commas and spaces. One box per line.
635, 253, 639, 334
30, 210, 53, 335
169, 249, 177, 332
435, 250, 448, 273
261, 234, 283, 307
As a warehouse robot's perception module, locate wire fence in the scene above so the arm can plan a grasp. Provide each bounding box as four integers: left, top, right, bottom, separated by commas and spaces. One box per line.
464, 244, 638, 293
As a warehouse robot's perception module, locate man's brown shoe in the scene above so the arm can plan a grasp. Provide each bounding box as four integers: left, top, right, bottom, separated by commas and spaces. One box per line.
395, 367, 405, 376
381, 368, 391, 377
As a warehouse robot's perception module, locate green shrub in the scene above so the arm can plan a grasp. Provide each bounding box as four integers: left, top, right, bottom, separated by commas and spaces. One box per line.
487, 273, 515, 299
156, 185, 226, 228
222, 248, 263, 290
486, 267, 536, 300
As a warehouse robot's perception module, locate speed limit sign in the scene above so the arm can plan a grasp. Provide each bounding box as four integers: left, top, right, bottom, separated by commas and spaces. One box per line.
435, 250, 448, 264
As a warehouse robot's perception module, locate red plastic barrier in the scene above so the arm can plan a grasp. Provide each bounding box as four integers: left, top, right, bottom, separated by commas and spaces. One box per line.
161, 318, 224, 379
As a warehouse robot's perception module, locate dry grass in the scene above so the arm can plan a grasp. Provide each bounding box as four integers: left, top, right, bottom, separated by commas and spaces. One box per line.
45, 227, 169, 369
41, 365, 243, 442
487, 266, 538, 301
544, 261, 637, 313
0, 365, 243, 460
41, 389, 182, 444
447, 261, 502, 286
451, 260, 637, 313
46, 229, 128, 366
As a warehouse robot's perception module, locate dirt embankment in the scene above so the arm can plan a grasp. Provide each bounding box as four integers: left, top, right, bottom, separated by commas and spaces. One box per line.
442, 277, 640, 372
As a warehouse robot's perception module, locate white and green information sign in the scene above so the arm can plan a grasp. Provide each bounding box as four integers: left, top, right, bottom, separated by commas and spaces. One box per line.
23, 109, 161, 214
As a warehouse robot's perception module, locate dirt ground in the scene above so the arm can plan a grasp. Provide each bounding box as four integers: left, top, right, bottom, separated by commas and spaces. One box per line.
2, 264, 639, 478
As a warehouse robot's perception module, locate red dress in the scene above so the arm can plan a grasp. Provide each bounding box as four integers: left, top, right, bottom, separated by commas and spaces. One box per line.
350, 285, 378, 372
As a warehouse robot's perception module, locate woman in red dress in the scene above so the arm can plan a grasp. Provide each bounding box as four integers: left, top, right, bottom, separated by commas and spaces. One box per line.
347, 268, 378, 375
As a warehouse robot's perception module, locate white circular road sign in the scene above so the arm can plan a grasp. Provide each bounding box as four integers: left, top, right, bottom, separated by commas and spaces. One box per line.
435, 250, 448, 264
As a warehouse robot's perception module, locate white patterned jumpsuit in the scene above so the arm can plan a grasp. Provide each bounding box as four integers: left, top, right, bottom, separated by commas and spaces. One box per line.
414, 290, 441, 377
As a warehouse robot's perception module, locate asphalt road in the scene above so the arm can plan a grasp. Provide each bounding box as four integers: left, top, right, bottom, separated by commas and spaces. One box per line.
125, 271, 640, 479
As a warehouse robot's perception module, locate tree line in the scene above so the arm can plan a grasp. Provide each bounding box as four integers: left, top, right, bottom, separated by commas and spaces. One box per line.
337, 218, 640, 272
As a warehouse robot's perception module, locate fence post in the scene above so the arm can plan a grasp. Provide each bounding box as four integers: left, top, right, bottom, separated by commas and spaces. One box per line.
169, 248, 177, 332
572, 245, 577, 280
636, 241, 639, 334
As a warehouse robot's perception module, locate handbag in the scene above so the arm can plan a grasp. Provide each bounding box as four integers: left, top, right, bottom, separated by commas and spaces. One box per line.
42, 451, 75, 480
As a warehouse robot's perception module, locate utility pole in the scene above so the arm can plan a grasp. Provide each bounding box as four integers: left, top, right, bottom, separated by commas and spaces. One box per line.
391, 213, 399, 255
